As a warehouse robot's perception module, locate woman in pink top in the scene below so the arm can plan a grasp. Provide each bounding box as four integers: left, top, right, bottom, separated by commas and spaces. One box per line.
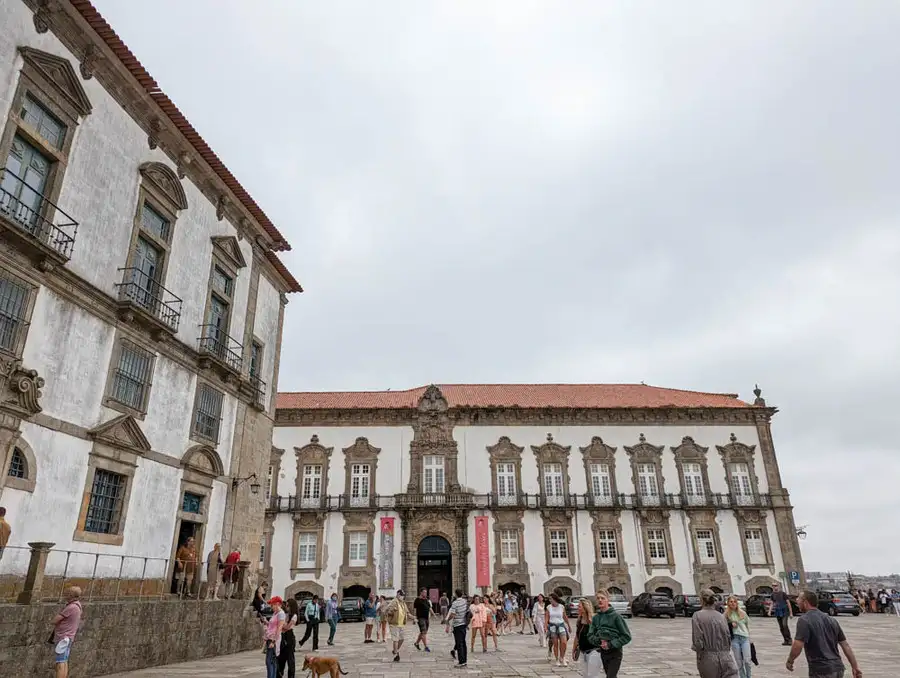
264, 596, 286, 678
469, 595, 489, 653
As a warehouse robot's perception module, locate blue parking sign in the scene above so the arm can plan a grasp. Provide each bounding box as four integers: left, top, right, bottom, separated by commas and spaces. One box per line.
790, 570, 800, 584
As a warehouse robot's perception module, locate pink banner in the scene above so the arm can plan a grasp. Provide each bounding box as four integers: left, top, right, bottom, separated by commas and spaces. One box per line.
475, 516, 490, 588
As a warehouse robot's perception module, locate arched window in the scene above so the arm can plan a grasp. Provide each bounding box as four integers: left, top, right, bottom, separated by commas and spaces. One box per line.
7, 447, 26, 478
5, 441, 36, 492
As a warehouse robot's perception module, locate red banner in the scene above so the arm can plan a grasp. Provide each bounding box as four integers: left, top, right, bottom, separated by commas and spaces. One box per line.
475, 516, 490, 588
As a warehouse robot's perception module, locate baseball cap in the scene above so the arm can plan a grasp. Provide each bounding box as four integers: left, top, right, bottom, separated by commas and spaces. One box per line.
268, 596, 283, 605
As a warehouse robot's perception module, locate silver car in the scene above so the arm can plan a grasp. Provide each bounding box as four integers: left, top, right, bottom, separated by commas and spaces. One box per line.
609, 594, 632, 617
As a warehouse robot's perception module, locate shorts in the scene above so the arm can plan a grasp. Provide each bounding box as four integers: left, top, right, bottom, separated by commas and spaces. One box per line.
417, 617, 429, 633
525, 609, 532, 618
55, 638, 72, 663
390, 626, 405, 642
365, 617, 376, 626
548, 623, 568, 639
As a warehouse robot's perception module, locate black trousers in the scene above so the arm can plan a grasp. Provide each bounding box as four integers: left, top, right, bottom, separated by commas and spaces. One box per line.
452, 625, 468, 665
776, 615, 792, 642
600, 648, 623, 678
276, 642, 295, 678
299, 621, 319, 650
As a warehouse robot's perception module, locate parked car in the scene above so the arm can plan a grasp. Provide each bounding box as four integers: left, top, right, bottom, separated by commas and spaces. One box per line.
673, 594, 702, 617
340, 596, 366, 622
816, 591, 860, 617
609, 594, 632, 618
745, 594, 801, 617
566, 596, 583, 618
630, 592, 676, 618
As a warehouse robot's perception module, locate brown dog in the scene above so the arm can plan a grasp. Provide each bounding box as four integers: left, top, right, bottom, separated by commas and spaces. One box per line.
301, 655, 348, 677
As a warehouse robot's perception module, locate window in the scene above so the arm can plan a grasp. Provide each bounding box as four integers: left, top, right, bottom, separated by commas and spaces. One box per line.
203, 266, 234, 356
637, 463, 660, 504
646, 528, 667, 564
496, 462, 517, 504
745, 528, 766, 563
549, 529, 569, 564
302, 465, 322, 500
182, 492, 203, 514
597, 529, 618, 564
730, 463, 753, 503
696, 529, 717, 564
7, 447, 26, 478
423, 455, 445, 494
123, 201, 175, 320
350, 463, 371, 506
543, 462, 564, 505
84, 469, 125, 535
109, 339, 154, 413
192, 383, 224, 442
500, 529, 519, 564
266, 465, 274, 501
297, 533, 317, 569
20, 95, 66, 149
682, 462, 705, 504
140, 202, 170, 241
0, 273, 32, 356
590, 463, 612, 505
348, 531, 367, 566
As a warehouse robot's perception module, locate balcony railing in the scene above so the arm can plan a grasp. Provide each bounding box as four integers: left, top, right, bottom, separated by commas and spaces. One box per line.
198, 325, 243, 373
395, 492, 477, 509
115, 267, 182, 332
249, 373, 267, 408
0, 168, 78, 261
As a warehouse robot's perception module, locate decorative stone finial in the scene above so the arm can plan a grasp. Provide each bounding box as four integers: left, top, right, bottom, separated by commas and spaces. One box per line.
638, 433, 646, 443
753, 384, 766, 407
546, 433, 553, 442
310, 434, 319, 444
729, 432, 737, 443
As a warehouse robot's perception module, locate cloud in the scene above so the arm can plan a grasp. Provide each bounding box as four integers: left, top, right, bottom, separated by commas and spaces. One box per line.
94, 0, 900, 575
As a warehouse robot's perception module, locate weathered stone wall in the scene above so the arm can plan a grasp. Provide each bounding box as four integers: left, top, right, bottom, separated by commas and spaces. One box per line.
0, 599, 262, 677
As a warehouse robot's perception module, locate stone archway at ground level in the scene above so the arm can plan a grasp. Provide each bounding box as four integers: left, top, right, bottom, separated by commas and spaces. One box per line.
400, 510, 468, 599
744, 575, 780, 596
594, 571, 633, 599
284, 580, 324, 600
644, 576, 683, 596
543, 576, 582, 598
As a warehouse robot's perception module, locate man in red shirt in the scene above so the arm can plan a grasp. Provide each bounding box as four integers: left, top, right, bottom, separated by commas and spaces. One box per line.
51, 586, 83, 678
223, 547, 241, 599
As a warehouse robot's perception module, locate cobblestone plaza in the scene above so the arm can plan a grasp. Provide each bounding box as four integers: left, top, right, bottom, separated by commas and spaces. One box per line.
111, 612, 898, 677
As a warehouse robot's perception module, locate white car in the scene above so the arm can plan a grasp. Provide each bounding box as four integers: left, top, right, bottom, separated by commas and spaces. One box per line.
609, 594, 632, 617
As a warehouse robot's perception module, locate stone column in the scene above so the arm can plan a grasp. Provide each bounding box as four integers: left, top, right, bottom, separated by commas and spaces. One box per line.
17, 541, 55, 604
237, 560, 251, 599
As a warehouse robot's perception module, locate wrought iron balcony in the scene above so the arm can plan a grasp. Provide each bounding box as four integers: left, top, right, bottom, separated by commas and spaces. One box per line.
115, 267, 182, 334
0, 168, 78, 265
198, 325, 243, 374
249, 373, 267, 409
395, 492, 477, 509
267, 494, 397, 513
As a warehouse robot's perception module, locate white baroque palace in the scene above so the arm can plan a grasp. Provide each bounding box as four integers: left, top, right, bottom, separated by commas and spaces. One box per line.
267, 384, 806, 602
0, 0, 300, 587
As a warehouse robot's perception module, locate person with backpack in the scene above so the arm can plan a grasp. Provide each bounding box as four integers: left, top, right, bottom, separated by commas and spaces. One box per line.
585, 589, 632, 678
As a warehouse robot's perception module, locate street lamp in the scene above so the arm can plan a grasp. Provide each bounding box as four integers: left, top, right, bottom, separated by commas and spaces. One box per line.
796, 525, 808, 540
232, 473, 260, 495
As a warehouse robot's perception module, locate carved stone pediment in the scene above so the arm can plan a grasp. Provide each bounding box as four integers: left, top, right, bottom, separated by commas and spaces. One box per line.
88, 414, 151, 455
343, 437, 380, 461
139, 162, 188, 211
0, 359, 44, 419
211, 236, 247, 270
182, 444, 225, 477
18, 46, 92, 116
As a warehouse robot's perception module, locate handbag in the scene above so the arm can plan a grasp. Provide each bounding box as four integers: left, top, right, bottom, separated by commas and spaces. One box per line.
750, 642, 758, 666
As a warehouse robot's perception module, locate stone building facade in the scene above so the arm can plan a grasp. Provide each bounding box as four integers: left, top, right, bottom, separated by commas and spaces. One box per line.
0, 0, 301, 588
267, 384, 806, 602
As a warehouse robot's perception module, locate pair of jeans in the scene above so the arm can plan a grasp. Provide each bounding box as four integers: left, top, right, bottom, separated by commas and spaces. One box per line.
452, 624, 468, 665
299, 620, 319, 650
327, 618, 337, 644
265, 646, 278, 678
776, 614, 792, 642
731, 637, 751, 678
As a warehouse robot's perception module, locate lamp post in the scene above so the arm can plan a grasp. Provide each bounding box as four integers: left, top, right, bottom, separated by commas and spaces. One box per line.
227, 473, 260, 551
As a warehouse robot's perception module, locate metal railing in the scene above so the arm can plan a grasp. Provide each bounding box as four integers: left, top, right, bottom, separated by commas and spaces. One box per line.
198, 324, 243, 372
115, 267, 182, 331
249, 373, 267, 408
0, 545, 251, 604
0, 168, 78, 260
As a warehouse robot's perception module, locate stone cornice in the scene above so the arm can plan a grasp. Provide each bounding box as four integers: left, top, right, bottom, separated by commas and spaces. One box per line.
275, 406, 778, 428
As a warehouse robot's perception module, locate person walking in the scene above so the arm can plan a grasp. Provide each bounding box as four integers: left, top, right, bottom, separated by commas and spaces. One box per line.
521, 589, 533, 634
692, 589, 739, 678
585, 589, 632, 678
363, 592, 378, 643
573, 598, 596, 672
277, 598, 299, 678
446, 588, 469, 668
533, 593, 547, 649
414, 588, 433, 652
0, 507, 10, 562
787, 591, 862, 678
440, 591, 450, 624
174, 536, 198, 597
484, 595, 499, 651
51, 586, 83, 678
469, 595, 488, 653
891, 590, 900, 617
771, 583, 794, 646
204, 543, 222, 600
263, 596, 286, 678
866, 588, 876, 614
545, 592, 571, 667
385, 589, 408, 662
298, 594, 321, 651
377, 595, 388, 643
324, 593, 340, 646
725, 595, 752, 678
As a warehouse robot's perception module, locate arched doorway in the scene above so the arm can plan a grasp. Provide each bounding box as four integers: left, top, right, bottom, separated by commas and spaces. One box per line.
499, 581, 527, 594
343, 584, 371, 600
710, 586, 724, 594
655, 586, 674, 597
608, 586, 624, 595
756, 585, 774, 595
418, 536, 452, 601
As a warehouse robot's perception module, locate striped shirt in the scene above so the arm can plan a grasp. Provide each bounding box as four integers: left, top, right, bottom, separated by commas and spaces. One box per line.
449, 597, 469, 627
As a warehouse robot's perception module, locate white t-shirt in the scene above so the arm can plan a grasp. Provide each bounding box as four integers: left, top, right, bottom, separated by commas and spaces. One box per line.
547, 603, 565, 625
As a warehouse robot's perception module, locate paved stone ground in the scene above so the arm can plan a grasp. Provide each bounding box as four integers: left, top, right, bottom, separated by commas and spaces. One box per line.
109, 612, 899, 677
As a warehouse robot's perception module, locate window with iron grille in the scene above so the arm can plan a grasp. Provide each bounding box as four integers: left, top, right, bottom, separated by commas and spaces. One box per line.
0, 275, 30, 355
7, 447, 26, 478
193, 383, 224, 442
84, 469, 125, 534
110, 340, 154, 412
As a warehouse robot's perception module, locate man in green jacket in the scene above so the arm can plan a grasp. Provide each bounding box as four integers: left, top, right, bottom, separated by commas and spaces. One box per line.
586, 589, 632, 678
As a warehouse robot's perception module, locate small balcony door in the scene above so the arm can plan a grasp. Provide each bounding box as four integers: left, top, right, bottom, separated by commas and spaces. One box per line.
2, 136, 50, 232
131, 236, 162, 310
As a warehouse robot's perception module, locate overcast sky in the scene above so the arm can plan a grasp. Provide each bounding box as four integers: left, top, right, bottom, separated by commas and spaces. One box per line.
94, 1, 899, 576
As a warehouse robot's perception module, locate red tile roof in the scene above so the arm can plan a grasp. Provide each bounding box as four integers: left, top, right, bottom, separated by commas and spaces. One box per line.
276, 384, 753, 411
69, 1, 302, 293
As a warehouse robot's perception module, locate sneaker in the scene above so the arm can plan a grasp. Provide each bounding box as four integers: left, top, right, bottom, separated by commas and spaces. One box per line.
556, 661, 563, 667
563, 660, 569, 667
451, 649, 456, 659
782, 641, 792, 646
456, 663, 467, 669
425, 646, 431, 653
393, 653, 400, 662
414, 642, 421, 651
